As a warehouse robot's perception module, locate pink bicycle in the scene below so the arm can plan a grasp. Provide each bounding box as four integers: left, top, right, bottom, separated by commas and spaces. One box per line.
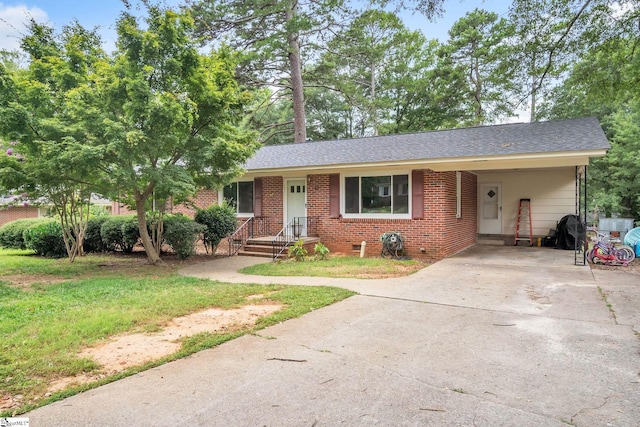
586, 230, 635, 266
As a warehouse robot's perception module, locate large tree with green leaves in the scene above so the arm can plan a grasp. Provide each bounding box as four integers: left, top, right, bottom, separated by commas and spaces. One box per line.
0, 20, 107, 262
541, 0, 640, 219
309, 10, 444, 137
437, 9, 516, 125
187, 0, 446, 143
83, 6, 259, 264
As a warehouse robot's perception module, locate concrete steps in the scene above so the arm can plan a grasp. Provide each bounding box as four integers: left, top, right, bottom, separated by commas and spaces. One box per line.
237, 236, 320, 259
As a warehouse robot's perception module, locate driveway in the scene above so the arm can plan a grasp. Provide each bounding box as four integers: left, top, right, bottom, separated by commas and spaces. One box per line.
26, 245, 640, 426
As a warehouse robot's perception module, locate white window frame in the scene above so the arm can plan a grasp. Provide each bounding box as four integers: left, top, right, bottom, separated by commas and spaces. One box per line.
219, 180, 254, 217
341, 171, 411, 219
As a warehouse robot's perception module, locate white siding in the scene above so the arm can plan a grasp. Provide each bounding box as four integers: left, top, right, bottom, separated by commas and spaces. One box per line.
477, 168, 576, 237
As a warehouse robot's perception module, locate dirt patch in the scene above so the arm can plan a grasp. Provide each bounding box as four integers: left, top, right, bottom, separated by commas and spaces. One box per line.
46, 302, 283, 395
0, 274, 68, 290
590, 258, 640, 275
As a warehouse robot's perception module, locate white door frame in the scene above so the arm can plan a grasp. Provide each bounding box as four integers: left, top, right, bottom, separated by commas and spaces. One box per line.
478, 182, 502, 234
284, 177, 307, 237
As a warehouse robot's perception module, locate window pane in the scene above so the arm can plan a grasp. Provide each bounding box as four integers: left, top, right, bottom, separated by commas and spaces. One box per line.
393, 175, 409, 213
223, 183, 237, 209
345, 177, 359, 214
237, 181, 254, 213
361, 176, 391, 213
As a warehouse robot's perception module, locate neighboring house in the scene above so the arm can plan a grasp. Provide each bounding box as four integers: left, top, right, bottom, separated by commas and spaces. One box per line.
0, 199, 43, 227
202, 116, 609, 260
0, 195, 113, 228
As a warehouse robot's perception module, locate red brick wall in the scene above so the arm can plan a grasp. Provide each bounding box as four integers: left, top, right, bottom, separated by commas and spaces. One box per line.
170, 189, 219, 217
308, 170, 477, 261
261, 176, 284, 235
111, 190, 220, 218
0, 206, 41, 227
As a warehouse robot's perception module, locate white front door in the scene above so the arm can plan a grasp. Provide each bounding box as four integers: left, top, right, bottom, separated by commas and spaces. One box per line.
479, 183, 502, 234
286, 179, 307, 237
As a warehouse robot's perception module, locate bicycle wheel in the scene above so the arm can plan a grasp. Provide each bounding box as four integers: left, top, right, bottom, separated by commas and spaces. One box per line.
586, 248, 595, 264
615, 245, 636, 262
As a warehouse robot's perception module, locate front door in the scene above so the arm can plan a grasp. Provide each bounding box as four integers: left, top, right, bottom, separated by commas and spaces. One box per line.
286, 179, 307, 237
479, 183, 502, 234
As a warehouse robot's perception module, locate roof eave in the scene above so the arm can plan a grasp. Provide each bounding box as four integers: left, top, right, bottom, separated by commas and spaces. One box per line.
243, 149, 609, 176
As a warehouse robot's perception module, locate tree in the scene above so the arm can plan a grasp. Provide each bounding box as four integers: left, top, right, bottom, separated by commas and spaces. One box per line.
543, 34, 640, 218
507, 0, 606, 122
187, 0, 446, 143
0, 20, 107, 262
438, 9, 517, 125
310, 10, 440, 137
83, 6, 259, 264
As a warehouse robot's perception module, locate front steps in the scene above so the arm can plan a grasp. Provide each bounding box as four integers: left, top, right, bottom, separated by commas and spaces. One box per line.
238, 236, 320, 259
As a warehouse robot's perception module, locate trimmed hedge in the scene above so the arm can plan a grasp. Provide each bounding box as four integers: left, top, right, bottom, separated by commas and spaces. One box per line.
83, 216, 110, 253
23, 220, 67, 258
100, 215, 140, 253
194, 203, 237, 254
163, 214, 206, 259
0, 218, 50, 250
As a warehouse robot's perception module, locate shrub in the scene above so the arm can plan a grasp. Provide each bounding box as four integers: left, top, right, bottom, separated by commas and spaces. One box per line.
163, 214, 206, 259
83, 216, 110, 253
194, 203, 237, 254
0, 218, 49, 250
287, 239, 308, 261
23, 220, 67, 258
313, 242, 330, 260
101, 215, 139, 253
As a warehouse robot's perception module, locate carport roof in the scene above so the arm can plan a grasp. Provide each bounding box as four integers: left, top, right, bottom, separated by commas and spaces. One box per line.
244, 116, 610, 173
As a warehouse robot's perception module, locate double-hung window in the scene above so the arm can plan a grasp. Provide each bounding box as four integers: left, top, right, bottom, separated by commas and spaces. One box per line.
344, 174, 409, 216
223, 181, 254, 215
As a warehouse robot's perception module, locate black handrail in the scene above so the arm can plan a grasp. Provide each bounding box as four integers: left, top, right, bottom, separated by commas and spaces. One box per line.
228, 216, 268, 256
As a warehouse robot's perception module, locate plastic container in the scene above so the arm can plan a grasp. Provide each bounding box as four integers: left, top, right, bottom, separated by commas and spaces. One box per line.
624, 227, 640, 247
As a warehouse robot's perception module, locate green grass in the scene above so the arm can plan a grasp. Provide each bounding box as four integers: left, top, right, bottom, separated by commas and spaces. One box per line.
0, 249, 142, 278
240, 256, 426, 278
0, 249, 354, 415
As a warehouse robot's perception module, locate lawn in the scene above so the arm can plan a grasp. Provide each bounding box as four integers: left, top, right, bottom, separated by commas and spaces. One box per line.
0, 249, 354, 416
240, 255, 427, 278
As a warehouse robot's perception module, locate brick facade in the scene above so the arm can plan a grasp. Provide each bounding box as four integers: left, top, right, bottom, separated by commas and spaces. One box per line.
107, 170, 478, 261
0, 206, 41, 227
305, 170, 477, 260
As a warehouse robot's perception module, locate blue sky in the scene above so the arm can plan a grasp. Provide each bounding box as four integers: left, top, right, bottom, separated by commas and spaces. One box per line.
0, 0, 510, 51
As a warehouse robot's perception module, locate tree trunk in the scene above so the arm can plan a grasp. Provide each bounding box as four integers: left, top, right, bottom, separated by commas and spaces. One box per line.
370, 61, 378, 136
286, 2, 307, 143
135, 192, 162, 265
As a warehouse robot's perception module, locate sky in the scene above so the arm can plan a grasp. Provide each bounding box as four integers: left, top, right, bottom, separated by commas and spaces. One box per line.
0, 0, 511, 52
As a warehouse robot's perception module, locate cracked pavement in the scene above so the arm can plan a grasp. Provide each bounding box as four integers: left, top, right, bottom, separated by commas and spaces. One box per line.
26, 245, 640, 426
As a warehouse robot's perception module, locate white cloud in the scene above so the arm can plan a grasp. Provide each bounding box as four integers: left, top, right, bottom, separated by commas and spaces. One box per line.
0, 3, 48, 51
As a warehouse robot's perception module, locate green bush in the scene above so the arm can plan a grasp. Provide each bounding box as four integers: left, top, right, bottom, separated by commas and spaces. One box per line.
83, 216, 110, 253
163, 214, 206, 259
288, 239, 308, 261
23, 220, 67, 258
194, 203, 237, 254
0, 218, 49, 250
313, 242, 330, 260
100, 215, 139, 253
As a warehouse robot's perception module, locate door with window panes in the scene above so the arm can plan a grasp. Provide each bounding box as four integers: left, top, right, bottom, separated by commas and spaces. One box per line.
286, 179, 306, 237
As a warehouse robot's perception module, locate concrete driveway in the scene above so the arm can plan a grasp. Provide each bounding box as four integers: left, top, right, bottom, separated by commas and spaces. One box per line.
26, 245, 640, 426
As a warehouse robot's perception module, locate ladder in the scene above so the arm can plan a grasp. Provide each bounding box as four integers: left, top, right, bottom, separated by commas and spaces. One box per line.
514, 198, 533, 246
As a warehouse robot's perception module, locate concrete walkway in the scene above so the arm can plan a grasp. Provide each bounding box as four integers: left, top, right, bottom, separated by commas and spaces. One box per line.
26, 245, 640, 426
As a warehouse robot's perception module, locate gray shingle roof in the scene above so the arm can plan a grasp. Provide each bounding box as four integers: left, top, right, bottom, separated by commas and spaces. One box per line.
245, 116, 610, 171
